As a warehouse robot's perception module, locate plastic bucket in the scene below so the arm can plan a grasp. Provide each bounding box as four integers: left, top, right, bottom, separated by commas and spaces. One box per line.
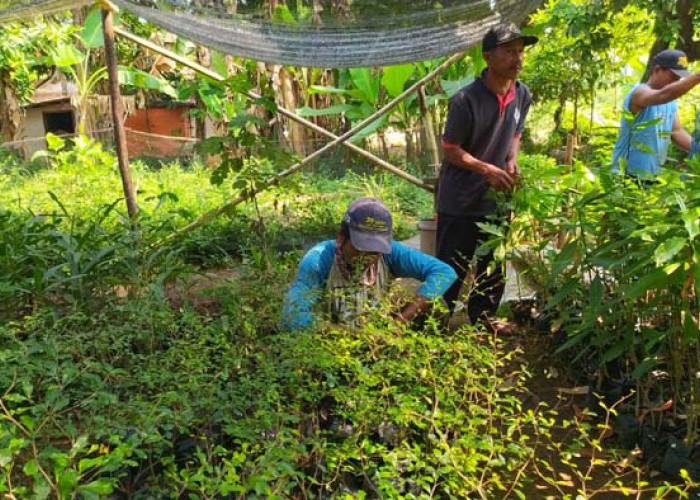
418, 219, 437, 256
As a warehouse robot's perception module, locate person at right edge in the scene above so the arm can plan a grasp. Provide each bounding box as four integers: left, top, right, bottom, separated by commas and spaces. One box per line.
612, 49, 700, 179
436, 24, 537, 334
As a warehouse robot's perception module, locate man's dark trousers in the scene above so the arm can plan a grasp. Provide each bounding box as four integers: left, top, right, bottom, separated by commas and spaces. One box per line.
436, 212, 506, 324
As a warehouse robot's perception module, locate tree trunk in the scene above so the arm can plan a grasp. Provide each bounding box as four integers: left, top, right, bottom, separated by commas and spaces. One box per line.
278, 66, 308, 156
418, 85, 440, 173
572, 89, 579, 137
676, 0, 700, 61
312, 0, 323, 24
642, 5, 671, 82
589, 89, 595, 137
553, 95, 566, 136
0, 72, 25, 152
405, 129, 414, 162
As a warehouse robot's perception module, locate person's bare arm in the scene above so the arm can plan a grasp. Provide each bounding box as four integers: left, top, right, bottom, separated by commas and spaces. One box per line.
671, 113, 692, 152
396, 296, 431, 324
630, 72, 700, 113
505, 135, 522, 178
443, 146, 514, 191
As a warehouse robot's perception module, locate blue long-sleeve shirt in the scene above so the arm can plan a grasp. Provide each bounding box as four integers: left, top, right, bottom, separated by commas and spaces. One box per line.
281, 240, 457, 331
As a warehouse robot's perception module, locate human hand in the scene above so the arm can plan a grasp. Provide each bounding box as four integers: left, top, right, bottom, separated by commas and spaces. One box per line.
483, 163, 514, 191
394, 297, 430, 325
506, 160, 523, 189
505, 159, 521, 179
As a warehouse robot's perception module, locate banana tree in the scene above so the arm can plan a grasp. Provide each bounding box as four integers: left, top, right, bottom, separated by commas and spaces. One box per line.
296, 51, 478, 170
50, 8, 178, 134
47, 8, 109, 133
297, 67, 388, 144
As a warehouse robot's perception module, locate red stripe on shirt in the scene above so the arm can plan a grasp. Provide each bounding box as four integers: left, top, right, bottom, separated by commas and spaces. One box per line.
442, 140, 461, 150
497, 84, 516, 117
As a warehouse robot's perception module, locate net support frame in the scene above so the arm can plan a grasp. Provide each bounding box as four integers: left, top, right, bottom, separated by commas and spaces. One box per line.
157, 51, 464, 245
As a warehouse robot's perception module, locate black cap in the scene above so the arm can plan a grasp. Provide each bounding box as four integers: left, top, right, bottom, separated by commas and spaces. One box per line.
482, 23, 538, 52
653, 49, 691, 78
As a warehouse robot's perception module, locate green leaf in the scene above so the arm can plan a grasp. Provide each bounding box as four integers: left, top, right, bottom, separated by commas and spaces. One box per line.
307, 85, 352, 95
118, 67, 178, 99
381, 64, 414, 98
441, 76, 474, 98
50, 44, 83, 68
555, 331, 587, 353
552, 242, 577, 275
349, 115, 388, 142
272, 4, 295, 23
633, 117, 662, 131
57, 469, 79, 497
47, 191, 70, 217
210, 51, 228, 78
631, 357, 656, 379
682, 312, 698, 345
631, 141, 654, 155
589, 275, 603, 306
603, 339, 628, 362
78, 478, 115, 495
683, 211, 700, 239
624, 268, 669, 300
46, 133, 66, 152
296, 103, 355, 117
349, 68, 379, 103
81, 8, 104, 49
23, 459, 39, 476
32, 478, 51, 500
654, 236, 687, 266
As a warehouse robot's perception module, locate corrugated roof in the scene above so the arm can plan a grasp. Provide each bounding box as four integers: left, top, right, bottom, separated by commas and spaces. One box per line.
26, 77, 77, 107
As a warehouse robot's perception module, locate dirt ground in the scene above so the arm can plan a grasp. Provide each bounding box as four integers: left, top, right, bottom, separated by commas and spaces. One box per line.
502, 322, 695, 499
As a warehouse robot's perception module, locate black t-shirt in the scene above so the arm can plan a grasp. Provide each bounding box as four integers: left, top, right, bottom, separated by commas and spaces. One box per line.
438, 75, 531, 217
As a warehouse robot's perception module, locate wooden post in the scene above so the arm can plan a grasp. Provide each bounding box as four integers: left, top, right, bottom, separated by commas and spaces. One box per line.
564, 132, 576, 167
102, 6, 138, 218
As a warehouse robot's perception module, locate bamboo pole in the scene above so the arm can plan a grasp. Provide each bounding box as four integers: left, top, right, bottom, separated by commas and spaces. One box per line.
160, 52, 464, 243
113, 26, 434, 192
101, 6, 138, 218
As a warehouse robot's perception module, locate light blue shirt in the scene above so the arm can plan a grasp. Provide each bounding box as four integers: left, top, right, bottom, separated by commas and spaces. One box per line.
612, 84, 678, 176
281, 240, 457, 331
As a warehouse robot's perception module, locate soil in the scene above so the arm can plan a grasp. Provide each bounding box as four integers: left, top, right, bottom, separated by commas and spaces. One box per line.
502, 316, 697, 499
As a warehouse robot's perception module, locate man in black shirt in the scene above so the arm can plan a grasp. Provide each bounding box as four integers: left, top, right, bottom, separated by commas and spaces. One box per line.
436, 23, 537, 331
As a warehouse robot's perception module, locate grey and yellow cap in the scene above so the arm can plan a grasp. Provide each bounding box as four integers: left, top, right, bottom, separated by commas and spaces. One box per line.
653, 49, 691, 78
343, 197, 393, 254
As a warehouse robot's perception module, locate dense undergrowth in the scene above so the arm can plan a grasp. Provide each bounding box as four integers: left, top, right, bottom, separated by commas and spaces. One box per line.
1, 138, 698, 497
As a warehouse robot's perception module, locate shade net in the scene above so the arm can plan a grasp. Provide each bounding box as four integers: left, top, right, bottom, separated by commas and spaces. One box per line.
1, 0, 542, 67
0, 0, 93, 22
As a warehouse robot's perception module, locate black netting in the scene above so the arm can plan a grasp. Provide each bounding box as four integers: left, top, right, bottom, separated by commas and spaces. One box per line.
0, 0, 93, 22
0, 0, 542, 67
114, 0, 541, 67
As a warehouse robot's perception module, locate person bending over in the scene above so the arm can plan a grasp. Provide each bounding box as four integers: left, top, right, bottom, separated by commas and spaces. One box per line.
281, 198, 457, 331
